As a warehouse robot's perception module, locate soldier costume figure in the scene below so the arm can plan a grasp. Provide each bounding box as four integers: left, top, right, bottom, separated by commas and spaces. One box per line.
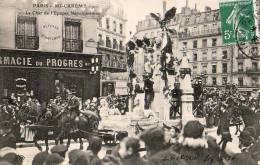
169, 82, 182, 119
66, 86, 80, 133
143, 73, 154, 110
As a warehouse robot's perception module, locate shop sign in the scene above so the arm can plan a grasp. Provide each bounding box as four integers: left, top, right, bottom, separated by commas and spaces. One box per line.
0, 50, 100, 70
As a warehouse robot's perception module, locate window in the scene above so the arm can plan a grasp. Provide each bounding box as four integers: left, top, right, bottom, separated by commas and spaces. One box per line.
113, 39, 118, 49
98, 34, 102, 40
98, 34, 104, 46
151, 32, 154, 38
113, 20, 117, 32
98, 20, 102, 27
193, 53, 197, 62
106, 36, 111, 48
222, 63, 228, 73
120, 23, 123, 34
212, 50, 217, 60
202, 39, 207, 48
212, 77, 217, 86
252, 62, 258, 71
65, 21, 80, 40
202, 52, 207, 61
212, 38, 217, 46
106, 18, 110, 30
252, 77, 257, 86
119, 40, 123, 50
202, 65, 207, 74
185, 16, 190, 23
238, 62, 244, 72
222, 50, 228, 59
183, 42, 187, 49
222, 77, 228, 85
64, 20, 82, 52
212, 64, 217, 73
193, 40, 197, 48
238, 77, 244, 86
251, 47, 258, 57
16, 16, 38, 49
193, 66, 197, 74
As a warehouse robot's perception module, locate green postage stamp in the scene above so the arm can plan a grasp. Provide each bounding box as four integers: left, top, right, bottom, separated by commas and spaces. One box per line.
220, 0, 256, 45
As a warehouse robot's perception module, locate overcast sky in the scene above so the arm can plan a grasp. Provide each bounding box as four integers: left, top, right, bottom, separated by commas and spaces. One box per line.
115, 0, 220, 38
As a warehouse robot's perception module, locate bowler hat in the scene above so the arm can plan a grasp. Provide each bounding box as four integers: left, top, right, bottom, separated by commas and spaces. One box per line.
45, 153, 64, 165
51, 145, 68, 158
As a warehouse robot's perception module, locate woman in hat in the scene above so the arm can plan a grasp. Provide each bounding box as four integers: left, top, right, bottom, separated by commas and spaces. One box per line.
177, 120, 223, 165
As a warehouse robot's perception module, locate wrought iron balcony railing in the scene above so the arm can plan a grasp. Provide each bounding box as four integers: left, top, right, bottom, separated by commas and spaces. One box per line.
178, 28, 221, 39
15, 35, 39, 50
246, 68, 260, 74
63, 39, 83, 52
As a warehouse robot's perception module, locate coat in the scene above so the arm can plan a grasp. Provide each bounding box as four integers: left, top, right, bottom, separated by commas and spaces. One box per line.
121, 155, 148, 165
146, 147, 187, 165
0, 132, 16, 149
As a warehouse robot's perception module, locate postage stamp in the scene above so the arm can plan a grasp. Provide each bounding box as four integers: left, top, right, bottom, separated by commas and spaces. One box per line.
220, 0, 256, 45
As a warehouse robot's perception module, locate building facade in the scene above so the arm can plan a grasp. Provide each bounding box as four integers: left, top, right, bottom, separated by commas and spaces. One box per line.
0, 0, 109, 102
134, 4, 260, 91
96, 1, 127, 96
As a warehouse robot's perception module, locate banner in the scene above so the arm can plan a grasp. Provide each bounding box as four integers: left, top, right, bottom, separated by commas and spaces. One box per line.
38, 15, 63, 52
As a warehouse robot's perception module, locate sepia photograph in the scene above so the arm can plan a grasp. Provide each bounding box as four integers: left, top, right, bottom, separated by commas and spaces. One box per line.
0, 0, 259, 164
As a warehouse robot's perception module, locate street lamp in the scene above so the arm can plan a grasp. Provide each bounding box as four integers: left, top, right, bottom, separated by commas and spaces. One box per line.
90, 57, 100, 75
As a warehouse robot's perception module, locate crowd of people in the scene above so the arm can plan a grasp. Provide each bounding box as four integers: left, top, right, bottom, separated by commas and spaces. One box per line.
1, 83, 260, 164
192, 84, 260, 128
0, 118, 259, 165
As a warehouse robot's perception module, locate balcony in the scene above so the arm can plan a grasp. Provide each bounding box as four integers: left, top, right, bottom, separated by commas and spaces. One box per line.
15, 35, 39, 50
178, 28, 221, 40
102, 55, 127, 71
63, 39, 83, 52
246, 68, 260, 75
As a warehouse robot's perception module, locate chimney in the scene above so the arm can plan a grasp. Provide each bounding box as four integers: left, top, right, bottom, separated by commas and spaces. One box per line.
163, 1, 166, 14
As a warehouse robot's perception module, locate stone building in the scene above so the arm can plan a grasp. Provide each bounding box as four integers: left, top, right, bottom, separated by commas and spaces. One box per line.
134, 3, 260, 91
0, 0, 112, 102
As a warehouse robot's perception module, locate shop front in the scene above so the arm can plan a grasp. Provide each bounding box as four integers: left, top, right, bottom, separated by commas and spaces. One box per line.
0, 49, 101, 103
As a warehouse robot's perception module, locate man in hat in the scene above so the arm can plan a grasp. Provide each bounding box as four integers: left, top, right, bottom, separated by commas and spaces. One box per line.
66, 86, 80, 133
0, 121, 16, 149
169, 83, 182, 119
86, 136, 102, 165
51, 144, 68, 158
118, 137, 148, 165
140, 127, 186, 165
177, 120, 216, 165
143, 73, 154, 110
